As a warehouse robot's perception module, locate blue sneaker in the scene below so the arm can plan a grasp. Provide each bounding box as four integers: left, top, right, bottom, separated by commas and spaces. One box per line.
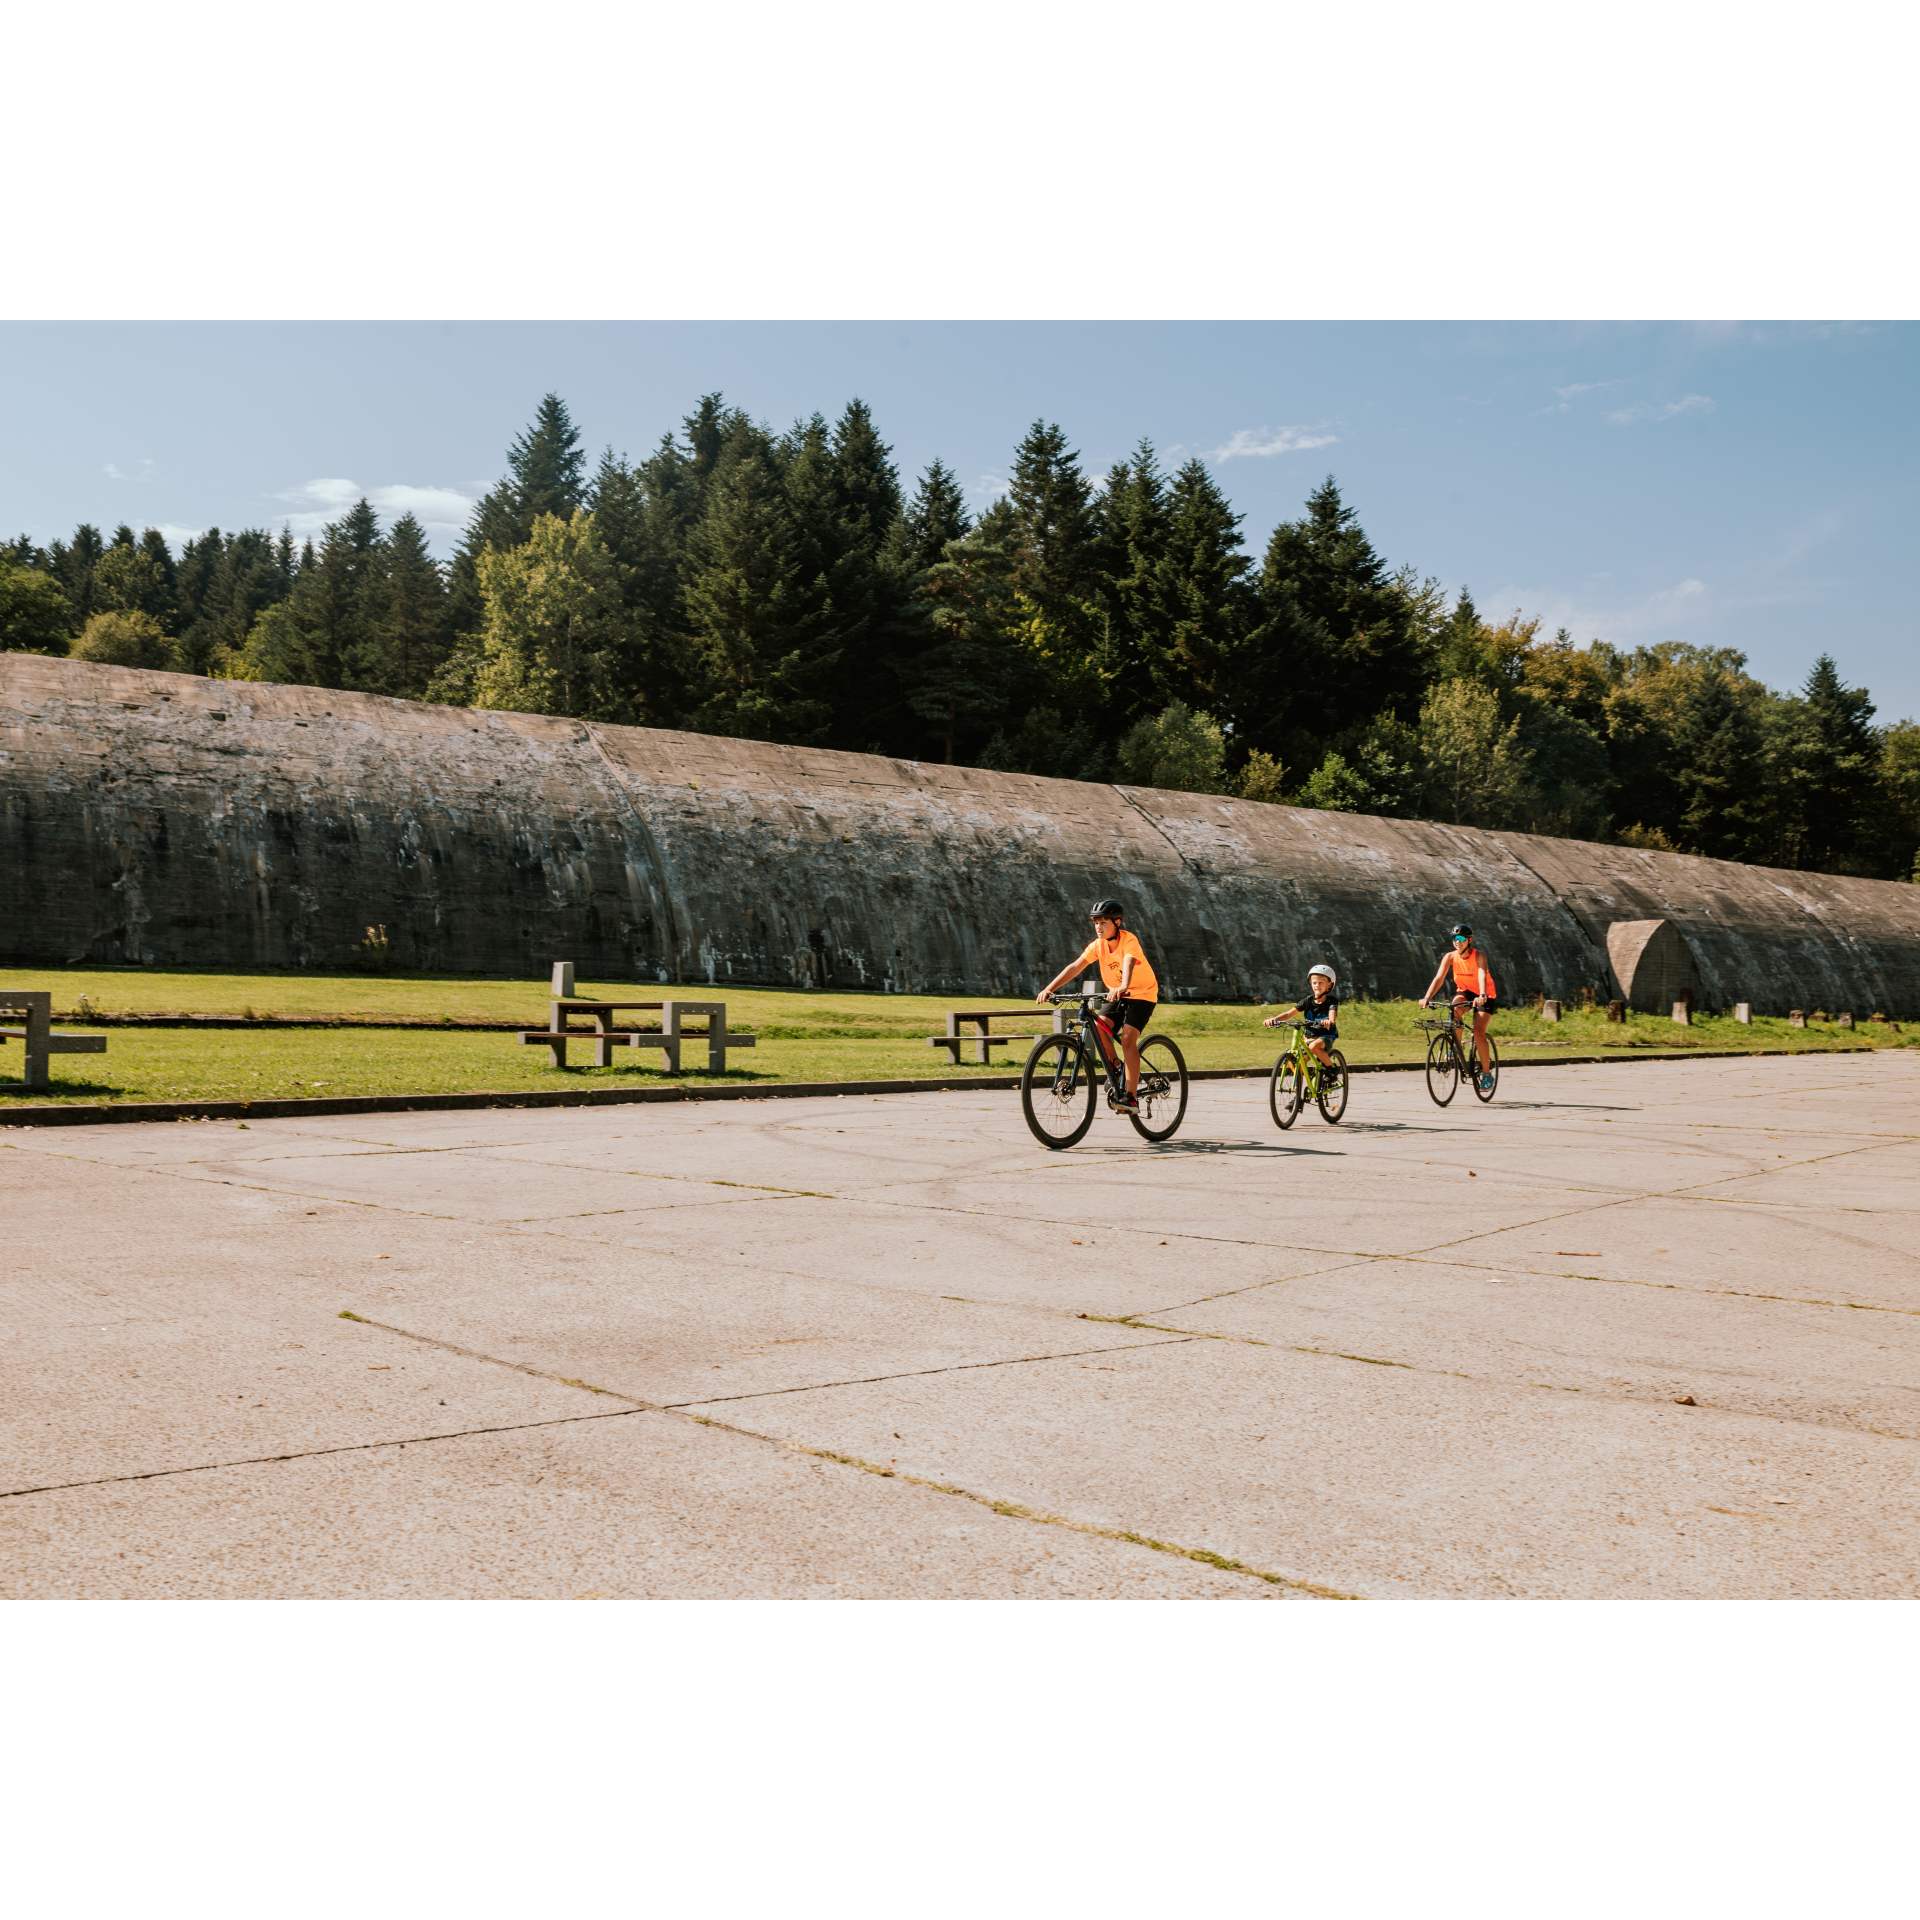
1478, 1072, 1495, 1093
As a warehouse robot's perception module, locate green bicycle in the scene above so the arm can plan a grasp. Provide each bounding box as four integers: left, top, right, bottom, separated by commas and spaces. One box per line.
1268, 1018, 1349, 1129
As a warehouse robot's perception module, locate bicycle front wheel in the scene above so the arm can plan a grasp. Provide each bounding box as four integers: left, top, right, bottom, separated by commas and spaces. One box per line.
1128, 1035, 1188, 1142
1425, 1033, 1460, 1107
1317, 1048, 1350, 1123
1472, 1034, 1501, 1102
1270, 1052, 1304, 1129
1021, 1034, 1096, 1149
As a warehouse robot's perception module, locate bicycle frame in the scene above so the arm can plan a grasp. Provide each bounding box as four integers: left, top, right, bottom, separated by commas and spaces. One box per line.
1272, 1019, 1329, 1088
1049, 988, 1133, 1100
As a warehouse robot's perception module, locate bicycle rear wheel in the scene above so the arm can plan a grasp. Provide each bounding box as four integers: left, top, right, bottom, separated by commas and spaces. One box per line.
1128, 1035, 1188, 1142
1472, 1034, 1501, 1102
1270, 1052, 1304, 1129
1021, 1034, 1096, 1149
1317, 1048, 1350, 1123
1425, 1033, 1460, 1107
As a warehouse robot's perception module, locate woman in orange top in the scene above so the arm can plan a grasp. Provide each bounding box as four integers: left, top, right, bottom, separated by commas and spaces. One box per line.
1420, 923, 1498, 1090
1037, 897, 1160, 1112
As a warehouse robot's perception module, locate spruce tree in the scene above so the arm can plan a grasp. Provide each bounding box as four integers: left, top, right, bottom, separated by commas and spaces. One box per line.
358, 512, 448, 697
1160, 459, 1255, 727
48, 525, 106, 628
1259, 478, 1426, 743
254, 502, 381, 688
1007, 421, 1100, 633
900, 539, 1021, 763
1777, 655, 1882, 873
682, 436, 835, 744
896, 460, 971, 573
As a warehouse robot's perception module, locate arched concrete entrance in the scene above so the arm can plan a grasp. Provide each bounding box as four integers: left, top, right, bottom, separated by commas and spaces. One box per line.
1606, 918, 1701, 1012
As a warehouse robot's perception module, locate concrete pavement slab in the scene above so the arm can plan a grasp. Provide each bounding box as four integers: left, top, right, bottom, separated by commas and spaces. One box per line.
5, 1051, 1916, 1597
1145, 1258, 1920, 1437
0, 1409, 1285, 1600
692, 1336, 1919, 1599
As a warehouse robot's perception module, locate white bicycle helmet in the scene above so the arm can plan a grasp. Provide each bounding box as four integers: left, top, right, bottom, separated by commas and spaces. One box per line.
1308, 963, 1337, 987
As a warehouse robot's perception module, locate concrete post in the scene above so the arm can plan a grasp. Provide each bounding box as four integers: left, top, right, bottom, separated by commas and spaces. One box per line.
1734, 1003, 1751, 1024
551, 961, 575, 999
1672, 1001, 1691, 1025
1607, 1000, 1625, 1024
1541, 999, 1561, 1022
1838, 1011, 1854, 1029
1789, 1009, 1806, 1028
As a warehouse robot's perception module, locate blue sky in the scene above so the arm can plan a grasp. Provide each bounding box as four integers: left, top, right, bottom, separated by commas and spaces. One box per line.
5, 320, 1915, 718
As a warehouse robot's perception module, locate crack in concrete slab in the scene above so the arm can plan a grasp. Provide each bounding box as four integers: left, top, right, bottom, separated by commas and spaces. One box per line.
2, 1312, 1345, 1599
1076, 1311, 1920, 1440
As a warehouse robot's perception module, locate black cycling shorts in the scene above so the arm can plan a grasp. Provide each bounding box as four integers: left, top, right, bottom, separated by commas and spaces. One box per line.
1104, 997, 1155, 1034
1451, 994, 1497, 1015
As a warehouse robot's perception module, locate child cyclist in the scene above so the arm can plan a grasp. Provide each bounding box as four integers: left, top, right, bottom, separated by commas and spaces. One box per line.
1421, 923, 1498, 1092
1264, 966, 1341, 1078
1037, 898, 1159, 1113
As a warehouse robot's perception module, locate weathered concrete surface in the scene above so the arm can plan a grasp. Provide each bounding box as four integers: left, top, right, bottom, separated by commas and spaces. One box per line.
3, 1051, 1916, 1598
5, 653, 1918, 1013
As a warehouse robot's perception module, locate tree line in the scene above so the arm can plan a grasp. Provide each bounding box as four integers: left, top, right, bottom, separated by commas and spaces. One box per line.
5, 392, 1917, 882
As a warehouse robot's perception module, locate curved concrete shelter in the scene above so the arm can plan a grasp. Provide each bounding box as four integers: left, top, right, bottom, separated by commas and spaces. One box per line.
4, 654, 1917, 1014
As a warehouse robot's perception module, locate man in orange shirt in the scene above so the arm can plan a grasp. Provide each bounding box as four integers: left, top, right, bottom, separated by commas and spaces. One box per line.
1420, 923, 1498, 1091
1037, 898, 1161, 1112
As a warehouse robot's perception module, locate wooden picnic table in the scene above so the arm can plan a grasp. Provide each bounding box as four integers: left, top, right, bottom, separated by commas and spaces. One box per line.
926, 1005, 1069, 1065
517, 998, 755, 1073
0, 991, 108, 1091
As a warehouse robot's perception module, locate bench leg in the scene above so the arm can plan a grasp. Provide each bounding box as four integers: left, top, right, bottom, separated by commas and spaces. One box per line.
25, 998, 50, 1090
662, 1003, 682, 1074
709, 1007, 727, 1075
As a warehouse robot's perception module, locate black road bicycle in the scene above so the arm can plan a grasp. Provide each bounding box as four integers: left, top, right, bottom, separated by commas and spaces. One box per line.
1020, 987, 1189, 1148
1417, 1005, 1500, 1106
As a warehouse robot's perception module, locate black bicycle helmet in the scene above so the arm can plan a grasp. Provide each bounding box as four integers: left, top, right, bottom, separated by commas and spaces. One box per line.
1450, 923, 1473, 940
1089, 898, 1125, 920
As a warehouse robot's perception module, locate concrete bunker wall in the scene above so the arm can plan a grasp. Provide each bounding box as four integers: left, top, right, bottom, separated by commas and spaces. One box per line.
4, 655, 1918, 1014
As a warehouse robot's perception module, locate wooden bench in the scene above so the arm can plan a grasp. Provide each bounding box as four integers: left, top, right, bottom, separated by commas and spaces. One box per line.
0, 990, 108, 1091
517, 993, 754, 1074
926, 1005, 1069, 1065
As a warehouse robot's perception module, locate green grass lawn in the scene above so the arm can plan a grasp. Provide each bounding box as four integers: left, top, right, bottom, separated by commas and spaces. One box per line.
0, 967, 1904, 1106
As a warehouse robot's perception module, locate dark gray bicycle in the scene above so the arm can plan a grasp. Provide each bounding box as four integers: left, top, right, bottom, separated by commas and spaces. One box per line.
1417, 1009, 1500, 1106
1020, 987, 1189, 1148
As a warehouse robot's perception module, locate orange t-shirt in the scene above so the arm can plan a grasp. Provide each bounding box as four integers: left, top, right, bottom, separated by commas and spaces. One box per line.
1076, 930, 1159, 1002
1444, 946, 1498, 998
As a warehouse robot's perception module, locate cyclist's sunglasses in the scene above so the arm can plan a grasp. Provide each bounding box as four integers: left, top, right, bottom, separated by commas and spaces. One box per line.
1451, 934, 1469, 944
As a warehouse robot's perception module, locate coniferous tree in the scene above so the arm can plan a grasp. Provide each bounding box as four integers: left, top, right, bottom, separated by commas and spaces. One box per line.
1160, 459, 1256, 731
47, 525, 106, 631
358, 512, 448, 697
1007, 421, 1101, 638
252, 502, 381, 687
1775, 655, 1882, 873
895, 460, 971, 573
682, 434, 835, 743
1257, 479, 1426, 758
900, 538, 1021, 763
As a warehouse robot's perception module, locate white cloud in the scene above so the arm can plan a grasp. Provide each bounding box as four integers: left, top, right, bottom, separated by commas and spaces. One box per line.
1204, 426, 1339, 462
269, 476, 476, 543
968, 472, 1010, 501
1604, 393, 1716, 425
1482, 574, 1717, 645
1552, 379, 1623, 400
103, 458, 156, 482
368, 484, 476, 534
